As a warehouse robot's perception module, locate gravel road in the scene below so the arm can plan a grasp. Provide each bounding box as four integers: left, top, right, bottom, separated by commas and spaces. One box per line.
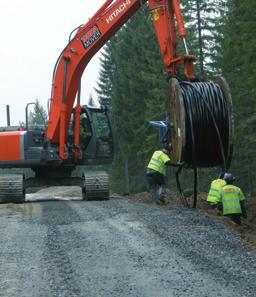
0, 191, 255, 297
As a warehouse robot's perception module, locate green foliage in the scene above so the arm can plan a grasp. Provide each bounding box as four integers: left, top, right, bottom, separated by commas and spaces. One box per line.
181, 0, 228, 77
95, 37, 118, 107
98, 8, 167, 192
88, 94, 96, 106
28, 99, 48, 126
218, 0, 256, 195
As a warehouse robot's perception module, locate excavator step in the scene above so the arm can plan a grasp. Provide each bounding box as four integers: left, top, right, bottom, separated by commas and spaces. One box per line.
0, 174, 25, 203
83, 171, 109, 201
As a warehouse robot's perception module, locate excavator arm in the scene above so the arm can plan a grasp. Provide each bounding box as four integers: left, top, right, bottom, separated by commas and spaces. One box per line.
46, 0, 195, 159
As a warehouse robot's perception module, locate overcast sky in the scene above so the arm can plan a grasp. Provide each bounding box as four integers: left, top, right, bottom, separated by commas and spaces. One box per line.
0, 0, 106, 126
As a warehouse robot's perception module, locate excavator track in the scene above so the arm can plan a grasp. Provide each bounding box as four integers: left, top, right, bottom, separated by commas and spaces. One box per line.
83, 171, 109, 201
0, 174, 25, 203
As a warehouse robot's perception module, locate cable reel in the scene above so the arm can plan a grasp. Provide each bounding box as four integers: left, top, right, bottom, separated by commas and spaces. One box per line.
166, 77, 234, 207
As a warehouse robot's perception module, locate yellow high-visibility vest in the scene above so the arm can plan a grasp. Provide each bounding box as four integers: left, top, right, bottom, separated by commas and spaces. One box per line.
147, 150, 170, 176
220, 185, 245, 215
207, 179, 226, 203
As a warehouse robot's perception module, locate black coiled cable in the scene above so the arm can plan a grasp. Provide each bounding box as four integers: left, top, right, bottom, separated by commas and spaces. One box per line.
175, 80, 230, 207
181, 81, 229, 169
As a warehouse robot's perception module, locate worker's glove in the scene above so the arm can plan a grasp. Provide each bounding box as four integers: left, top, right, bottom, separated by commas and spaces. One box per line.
178, 161, 185, 167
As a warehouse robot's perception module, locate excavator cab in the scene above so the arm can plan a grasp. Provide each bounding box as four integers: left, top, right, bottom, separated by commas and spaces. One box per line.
70, 105, 114, 165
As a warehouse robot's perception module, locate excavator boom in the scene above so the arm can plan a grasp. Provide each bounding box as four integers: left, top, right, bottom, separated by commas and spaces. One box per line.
46, 0, 195, 159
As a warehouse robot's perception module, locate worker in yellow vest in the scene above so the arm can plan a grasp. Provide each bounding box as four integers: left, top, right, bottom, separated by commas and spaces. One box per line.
217, 173, 247, 225
207, 177, 226, 207
146, 145, 182, 205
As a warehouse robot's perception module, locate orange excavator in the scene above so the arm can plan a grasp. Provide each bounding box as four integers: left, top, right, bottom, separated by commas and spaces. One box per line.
0, 0, 232, 203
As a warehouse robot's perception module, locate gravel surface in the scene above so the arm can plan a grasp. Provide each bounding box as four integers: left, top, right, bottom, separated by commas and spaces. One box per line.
0, 193, 255, 297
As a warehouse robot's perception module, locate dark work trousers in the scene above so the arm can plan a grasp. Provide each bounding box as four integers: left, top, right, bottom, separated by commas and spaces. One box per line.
218, 203, 243, 225
226, 214, 242, 225
146, 169, 166, 204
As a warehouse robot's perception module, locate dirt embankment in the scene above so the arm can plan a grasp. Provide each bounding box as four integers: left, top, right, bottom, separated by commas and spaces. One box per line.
126, 190, 256, 251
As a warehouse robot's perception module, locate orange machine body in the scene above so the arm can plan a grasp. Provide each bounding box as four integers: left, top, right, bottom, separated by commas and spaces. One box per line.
0, 131, 26, 161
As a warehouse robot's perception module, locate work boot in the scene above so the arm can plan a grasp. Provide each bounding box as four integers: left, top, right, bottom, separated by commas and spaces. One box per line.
159, 195, 166, 204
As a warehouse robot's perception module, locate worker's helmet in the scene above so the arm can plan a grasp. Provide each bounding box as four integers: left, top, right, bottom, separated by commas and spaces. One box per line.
223, 172, 235, 183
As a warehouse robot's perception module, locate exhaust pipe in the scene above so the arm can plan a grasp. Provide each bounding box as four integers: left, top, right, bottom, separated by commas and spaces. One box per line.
6, 105, 10, 126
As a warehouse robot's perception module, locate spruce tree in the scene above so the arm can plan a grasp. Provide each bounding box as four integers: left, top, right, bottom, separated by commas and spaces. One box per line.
218, 0, 256, 195
106, 8, 167, 192
28, 99, 48, 126
88, 94, 96, 106
95, 37, 118, 107
181, 0, 228, 78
